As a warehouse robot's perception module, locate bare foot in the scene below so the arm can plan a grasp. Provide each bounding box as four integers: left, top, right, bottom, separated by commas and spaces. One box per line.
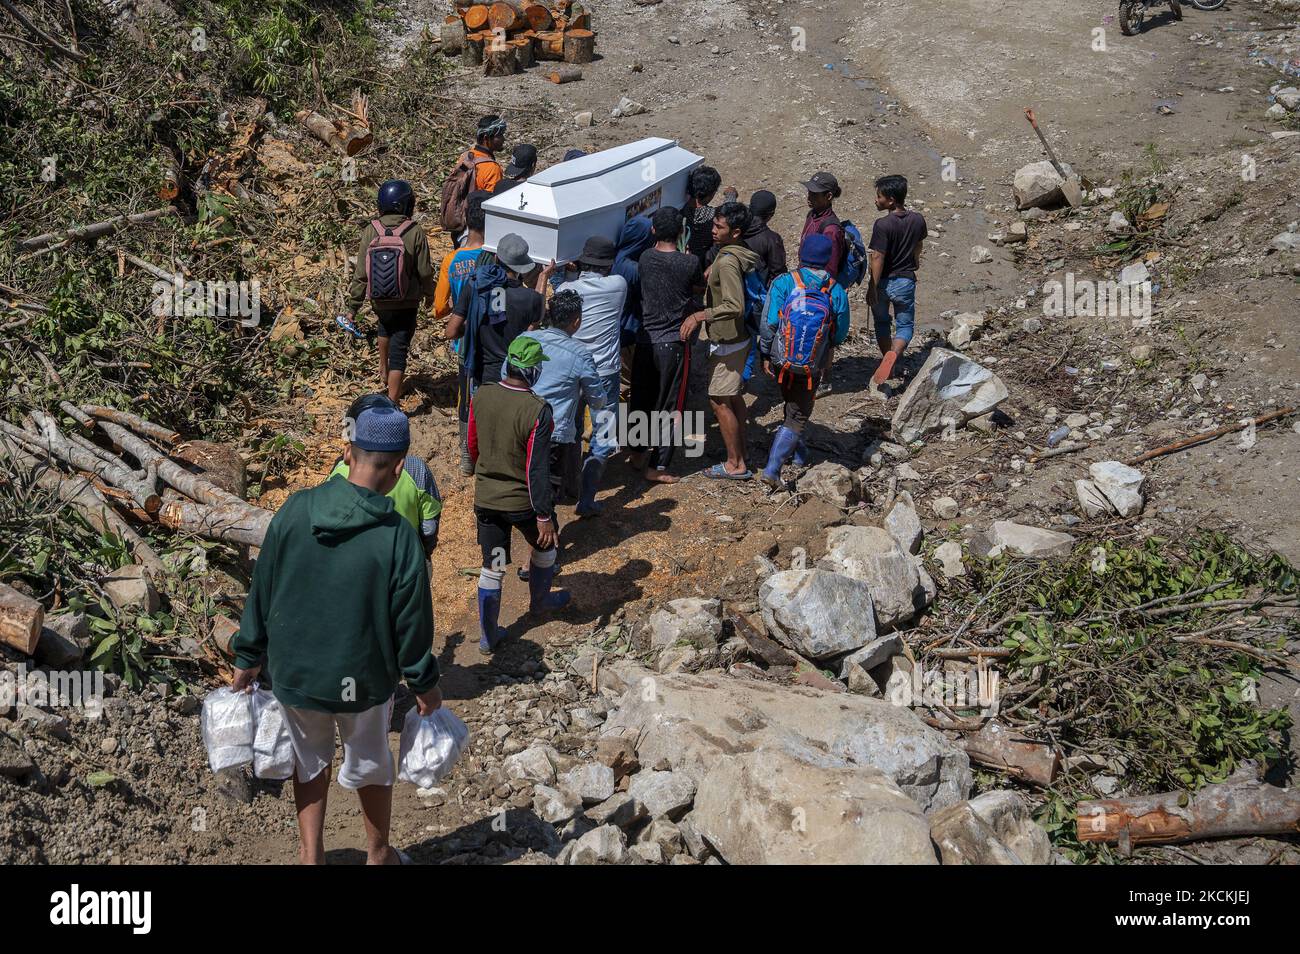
644, 469, 680, 484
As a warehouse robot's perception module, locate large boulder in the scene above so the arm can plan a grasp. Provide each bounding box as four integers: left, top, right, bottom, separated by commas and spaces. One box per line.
692, 748, 938, 864
759, 569, 877, 660
819, 526, 934, 629
978, 521, 1076, 559
601, 665, 971, 812
627, 770, 696, 820
100, 565, 159, 615
1013, 160, 1074, 210
891, 348, 1009, 444
644, 597, 723, 652
796, 462, 861, 508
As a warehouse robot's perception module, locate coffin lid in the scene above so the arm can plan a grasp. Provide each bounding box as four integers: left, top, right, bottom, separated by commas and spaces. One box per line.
482, 137, 703, 226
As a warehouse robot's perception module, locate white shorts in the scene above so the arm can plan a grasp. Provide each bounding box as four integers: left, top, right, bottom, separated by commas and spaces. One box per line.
281, 697, 396, 789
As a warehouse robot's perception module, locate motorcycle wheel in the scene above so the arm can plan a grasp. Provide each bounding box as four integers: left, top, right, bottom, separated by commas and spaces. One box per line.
1169, 0, 1183, 19
1189, 0, 1225, 8
1119, 0, 1144, 35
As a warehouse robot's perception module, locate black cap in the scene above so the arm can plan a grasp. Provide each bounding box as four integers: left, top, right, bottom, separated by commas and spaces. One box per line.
577, 236, 617, 269
749, 190, 777, 219
505, 143, 538, 178
800, 171, 841, 197
562, 148, 588, 161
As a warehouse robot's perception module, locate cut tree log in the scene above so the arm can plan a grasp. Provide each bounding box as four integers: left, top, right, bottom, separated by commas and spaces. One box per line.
211, 615, 239, 657
534, 29, 565, 60
569, 10, 592, 29
294, 109, 372, 157
0, 439, 164, 571
511, 36, 536, 69
961, 721, 1060, 787
1076, 772, 1300, 848
563, 28, 595, 64
92, 419, 245, 509
57, 401, 95, 433
464, 4, 490, 30
18, 207, 176, 253
156, 146, 181, 201
484, 42, 519, 76
462, 31, 487, 66
487, 0, 524, 30
545, 65, 582, 83
158, 499, 272, 547
523, 2, 553, 29
80, 405, 180, 445
0, 582, 43, 656
440, 17, 466, 54
12, 414, 161, 514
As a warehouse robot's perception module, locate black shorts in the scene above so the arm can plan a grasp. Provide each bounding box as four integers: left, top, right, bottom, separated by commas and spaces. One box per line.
476, 506, 557, 568
376, 308, 417, 372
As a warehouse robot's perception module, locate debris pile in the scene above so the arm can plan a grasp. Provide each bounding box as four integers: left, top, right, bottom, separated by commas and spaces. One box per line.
440, 0, 597, 80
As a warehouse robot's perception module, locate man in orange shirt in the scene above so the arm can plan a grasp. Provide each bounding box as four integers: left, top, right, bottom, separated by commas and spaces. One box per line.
469, 115, 506, 195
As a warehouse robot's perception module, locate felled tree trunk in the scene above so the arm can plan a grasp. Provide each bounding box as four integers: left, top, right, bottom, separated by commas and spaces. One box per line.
488, 0, 524, 30
464, 4, 490, 30
462, 31, 487, 66
484, 43, 519, 76
563, 29, 595, 64
14, 414, 161, 514
0, 582, 43, 656
1077, 773, 1300, 847
534, 30, 565, 60
545, 65, 582, 83
92, 419, 245, 509
523, 3, 553, 29
18, 207, 176, 252
0, 440, 164, 571
79, 405, 180, 444
961, 722, 1060, 787
158, 500, 272, 547
511, 37, 535, 69
440, 16, 466, 54
294, 109, 372, 157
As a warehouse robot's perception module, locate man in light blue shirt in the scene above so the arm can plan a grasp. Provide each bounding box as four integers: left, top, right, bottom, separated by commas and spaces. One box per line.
510, 289, 607, 505
557, 236, 628, 516
757, 234, 851, 488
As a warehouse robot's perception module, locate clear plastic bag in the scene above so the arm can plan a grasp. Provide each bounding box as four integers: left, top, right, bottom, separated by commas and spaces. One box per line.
397, 707, 469, 788
250, 690, 296, 780
201, 687, 256, 773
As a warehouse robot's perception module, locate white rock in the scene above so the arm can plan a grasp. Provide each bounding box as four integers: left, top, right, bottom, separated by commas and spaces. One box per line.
934, 540, 965, 578
1105, 211, 1130, 234
645, 597, 722, 651
628, 770, 696, 820
837, 633, 903, 678
573, 111, 593, 127
1277, 87, 1300, 111
796, 462, 861, 508
884, 492, 923, 554
932, 496, 960, 519
986, 521, 1075, 558
100, 565, 159, 614
891, 348, 1009, 444
559, 763, 616, 805
820, 526, 933, 629
567, 825, 628, 864
1013, 160, 1073, 210
533, 784, 582, 823
503, 744, 559, 784
1119, 261, 1150, 286
759, 569, 877, 659
969, 245, 993, 264
1075, 479, 1111, 519
1089, 461, 1145, 517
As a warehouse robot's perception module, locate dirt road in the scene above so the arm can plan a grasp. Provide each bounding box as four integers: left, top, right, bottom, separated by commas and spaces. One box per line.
149, 0, 1300, 863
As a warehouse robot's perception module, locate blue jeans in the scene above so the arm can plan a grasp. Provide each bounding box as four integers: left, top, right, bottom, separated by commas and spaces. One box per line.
871, 276, 916, 345
577, 372, 621, 461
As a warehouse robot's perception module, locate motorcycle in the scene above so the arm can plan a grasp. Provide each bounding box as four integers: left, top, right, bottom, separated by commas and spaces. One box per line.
1119, 0, 1226, 37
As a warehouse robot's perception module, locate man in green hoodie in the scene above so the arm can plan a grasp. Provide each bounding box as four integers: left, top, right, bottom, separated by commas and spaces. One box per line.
231, 403, 440, 866
680, 201, 760, 479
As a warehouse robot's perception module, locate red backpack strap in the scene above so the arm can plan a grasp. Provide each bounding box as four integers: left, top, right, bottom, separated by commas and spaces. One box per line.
392, 219, 415, 237
370, 218, 385, 235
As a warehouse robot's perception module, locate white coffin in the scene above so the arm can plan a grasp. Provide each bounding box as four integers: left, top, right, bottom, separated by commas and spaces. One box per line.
482, 137, 704, 265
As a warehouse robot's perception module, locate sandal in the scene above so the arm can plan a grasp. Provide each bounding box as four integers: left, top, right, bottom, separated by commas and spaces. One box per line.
703, 463, 752, 481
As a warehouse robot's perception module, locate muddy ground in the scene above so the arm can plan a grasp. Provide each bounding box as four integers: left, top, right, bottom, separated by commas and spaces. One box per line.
3, 0, 1298, 863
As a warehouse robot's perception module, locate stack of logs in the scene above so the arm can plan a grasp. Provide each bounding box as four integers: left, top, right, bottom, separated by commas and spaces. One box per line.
0, 405, 275, 574
440, 0, 595, 82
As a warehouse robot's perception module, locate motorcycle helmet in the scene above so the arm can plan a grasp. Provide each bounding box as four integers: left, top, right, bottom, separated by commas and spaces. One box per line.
377, 180, 415, 216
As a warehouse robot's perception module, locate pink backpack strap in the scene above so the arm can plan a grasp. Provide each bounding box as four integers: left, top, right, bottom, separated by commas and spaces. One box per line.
370, 218, 386, 235
392, 219, 415, 237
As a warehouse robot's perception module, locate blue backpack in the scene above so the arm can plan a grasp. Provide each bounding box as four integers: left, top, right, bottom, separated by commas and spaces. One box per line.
837, 220, 868, 287
775, 271, 835, 388
739, 258, 768, 333
463, 258, 508, 382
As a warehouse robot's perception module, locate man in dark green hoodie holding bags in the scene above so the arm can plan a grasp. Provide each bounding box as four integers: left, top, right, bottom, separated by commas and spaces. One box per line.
231, 403, 440, 866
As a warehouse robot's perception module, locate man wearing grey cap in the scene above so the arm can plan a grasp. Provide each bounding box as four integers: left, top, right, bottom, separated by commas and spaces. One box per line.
800, 171, 847, 282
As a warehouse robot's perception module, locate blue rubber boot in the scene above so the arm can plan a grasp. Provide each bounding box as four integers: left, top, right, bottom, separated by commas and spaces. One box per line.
760, 426, 800, 488
575, 457, 606, 516
477, 585, 507, 653
528, 562, 571, 613
793, 438, 810, 467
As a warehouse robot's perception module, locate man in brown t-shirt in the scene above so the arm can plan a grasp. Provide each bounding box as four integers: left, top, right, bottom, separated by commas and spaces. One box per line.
868, 174, 928, 387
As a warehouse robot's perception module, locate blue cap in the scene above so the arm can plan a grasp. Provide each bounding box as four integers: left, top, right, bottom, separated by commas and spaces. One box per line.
352, 405, 410, 453
800, 233, 833, 269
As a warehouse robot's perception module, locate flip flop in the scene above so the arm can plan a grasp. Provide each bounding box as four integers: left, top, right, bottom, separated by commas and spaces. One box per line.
703, 463, 752, 481
335, 314, 365, 339
393, 847, 413, 865
871, 351, 897, 387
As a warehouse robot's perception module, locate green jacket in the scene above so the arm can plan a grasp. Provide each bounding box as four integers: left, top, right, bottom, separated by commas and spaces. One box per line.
705, 242, 760, 345
346, 212, 437, 314
231, 475, 439, 713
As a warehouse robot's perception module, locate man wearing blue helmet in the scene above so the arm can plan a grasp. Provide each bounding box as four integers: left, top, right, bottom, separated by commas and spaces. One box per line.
339, 180, 436, 404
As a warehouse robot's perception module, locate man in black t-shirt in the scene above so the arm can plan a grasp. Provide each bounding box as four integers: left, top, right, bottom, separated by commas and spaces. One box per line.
868, 174, 928, 388
628, 207, 706, 483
